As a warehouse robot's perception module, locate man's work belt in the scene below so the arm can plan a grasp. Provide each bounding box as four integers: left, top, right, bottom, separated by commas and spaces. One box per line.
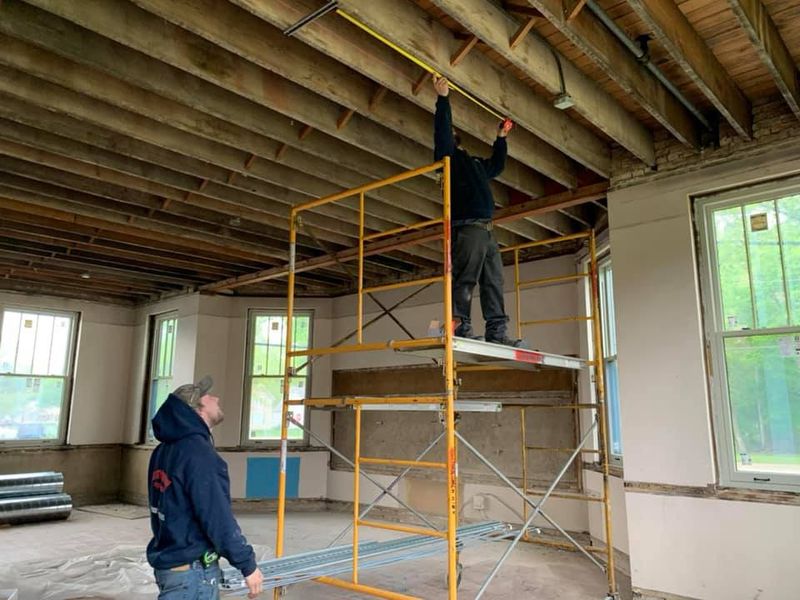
169, 550, 219, 571
452, 219, 493, 231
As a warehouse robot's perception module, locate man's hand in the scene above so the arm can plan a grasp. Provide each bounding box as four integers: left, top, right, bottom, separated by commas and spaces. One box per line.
245, 569, 264, 598
433, 75, 449, 97
498, 118, 514, 138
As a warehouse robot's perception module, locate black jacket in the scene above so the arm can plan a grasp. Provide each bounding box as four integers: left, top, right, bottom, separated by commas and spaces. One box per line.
146, 394, 257, 577
433, 96, 507, 221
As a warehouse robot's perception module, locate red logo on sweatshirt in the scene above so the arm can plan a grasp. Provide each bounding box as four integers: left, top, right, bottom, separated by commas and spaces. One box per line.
152, 469, 172, 492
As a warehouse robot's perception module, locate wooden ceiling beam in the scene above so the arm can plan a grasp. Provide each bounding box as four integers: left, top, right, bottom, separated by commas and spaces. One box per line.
0, 137, 367, 251
70, 0, 557, 239
14, 0, 444, 204
220, 1, 591, 237
127, 0, 548, 196
0, 185, 289, 264
205, 184, 607, 292
0, 195, 280, 265
0, 245, 201, 287
0, 224, 238, 278
0, 67, 441, 270
0, 261, 166, 296
627, 0, 752, 138
0, 39, 435, 255
0, 279, 139, 305
329, 0, 610, 177
429, 0, 654, 165
728, 0, 800, 119
0, 112, 436, 251
0, 206, 266, 270
524, 0, 701, 147
241, 0, 582, 187
0, 160, 302, 254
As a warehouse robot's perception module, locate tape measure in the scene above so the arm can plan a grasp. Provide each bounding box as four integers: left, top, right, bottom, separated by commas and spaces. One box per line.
336, 9, 510, 126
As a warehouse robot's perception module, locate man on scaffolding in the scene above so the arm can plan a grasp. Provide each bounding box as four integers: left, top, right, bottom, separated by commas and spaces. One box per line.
433, 75, 529, 348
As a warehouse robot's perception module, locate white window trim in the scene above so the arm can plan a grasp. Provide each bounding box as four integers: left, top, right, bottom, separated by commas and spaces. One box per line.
143, 311, 178, 443
597, 255, 623, 468
0, 306, 79, 447
241, 308, 313, 447
695, 175, 800, 492
578, 245, 623, 469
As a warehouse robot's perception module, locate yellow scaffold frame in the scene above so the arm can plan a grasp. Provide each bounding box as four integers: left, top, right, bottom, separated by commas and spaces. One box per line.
272, 159, 617, 600
274, 157, 458, 600
502, 230, 617, 597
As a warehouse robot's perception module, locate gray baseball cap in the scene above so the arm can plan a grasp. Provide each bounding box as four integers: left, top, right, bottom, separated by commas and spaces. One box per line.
172, 375, 214, 408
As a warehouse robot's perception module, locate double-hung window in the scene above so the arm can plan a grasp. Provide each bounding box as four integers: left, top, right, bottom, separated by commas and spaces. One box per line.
598, 259, 623, 465
145, 312, 177, 440
243, 310, 312, 444
0, 308, 78, 443
697, 180, 800, 490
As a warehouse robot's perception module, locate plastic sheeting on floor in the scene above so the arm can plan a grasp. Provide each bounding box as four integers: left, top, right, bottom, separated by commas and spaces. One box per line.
0, 544, 271, 600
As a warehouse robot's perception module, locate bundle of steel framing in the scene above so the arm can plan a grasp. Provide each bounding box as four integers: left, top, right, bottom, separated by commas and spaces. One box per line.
219, 521, 511, 593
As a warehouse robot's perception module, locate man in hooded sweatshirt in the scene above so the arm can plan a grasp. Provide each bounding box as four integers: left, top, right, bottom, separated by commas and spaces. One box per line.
147, 375, 264, 599
432, 75, 528, 348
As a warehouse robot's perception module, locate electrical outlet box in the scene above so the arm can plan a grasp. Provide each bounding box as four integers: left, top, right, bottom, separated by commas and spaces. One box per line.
472, 495, 485, 510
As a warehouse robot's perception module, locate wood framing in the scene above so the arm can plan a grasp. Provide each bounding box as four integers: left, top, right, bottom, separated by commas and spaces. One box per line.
627, 0, 752, 138
728, 0, 800, 119
429, 0, 655, 164
525, 0, 701, 147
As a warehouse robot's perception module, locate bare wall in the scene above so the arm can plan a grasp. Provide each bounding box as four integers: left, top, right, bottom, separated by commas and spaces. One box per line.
609, 145, 800, 599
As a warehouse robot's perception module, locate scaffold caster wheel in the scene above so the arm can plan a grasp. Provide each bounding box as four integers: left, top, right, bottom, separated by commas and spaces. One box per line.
447, 562, 464, 589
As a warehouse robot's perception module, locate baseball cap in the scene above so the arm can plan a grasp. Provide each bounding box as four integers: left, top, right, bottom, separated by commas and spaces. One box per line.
172, 375, 214, 407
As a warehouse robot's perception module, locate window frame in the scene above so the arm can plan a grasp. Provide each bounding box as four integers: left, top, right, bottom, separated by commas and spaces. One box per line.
143, 311, 178, 443
0, 306, 79, 447
597, 255, 623, 468
695, 176, 800, 492
241, 308, 313, 447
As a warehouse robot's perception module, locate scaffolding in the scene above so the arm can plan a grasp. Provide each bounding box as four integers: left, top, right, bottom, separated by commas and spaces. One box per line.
265, 159, 617, 599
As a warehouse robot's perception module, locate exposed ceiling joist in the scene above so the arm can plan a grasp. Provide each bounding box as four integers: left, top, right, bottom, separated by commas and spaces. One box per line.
332, 0, 612, 177
524, 0, 701, 148
428, 0, 655, 164
728, 0, 800, 119
627, 0, 752, 138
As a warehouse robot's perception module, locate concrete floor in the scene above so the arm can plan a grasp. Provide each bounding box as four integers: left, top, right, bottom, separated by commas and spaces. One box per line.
2, 508, 631, 599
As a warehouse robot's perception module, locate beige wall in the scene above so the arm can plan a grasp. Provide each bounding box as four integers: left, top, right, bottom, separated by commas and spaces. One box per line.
120, 293, 334, 502
609, 146, 800, 599
0, 291, 137, 446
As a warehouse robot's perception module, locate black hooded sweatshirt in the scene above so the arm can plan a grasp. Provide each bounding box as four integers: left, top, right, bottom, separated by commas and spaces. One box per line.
433, 95, 507, 222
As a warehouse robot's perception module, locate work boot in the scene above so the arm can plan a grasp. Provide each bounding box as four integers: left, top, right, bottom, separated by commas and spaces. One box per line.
485, 335, 531, 349
454, 322, 484, 341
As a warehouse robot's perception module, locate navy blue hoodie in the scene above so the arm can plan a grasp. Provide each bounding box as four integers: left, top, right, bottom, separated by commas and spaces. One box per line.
146, 394, 257, 577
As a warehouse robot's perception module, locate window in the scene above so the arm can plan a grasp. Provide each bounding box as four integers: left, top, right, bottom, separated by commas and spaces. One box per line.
697, 182, 800, 490
598, 259, 623, 465
0, 308, 78, 443
146, 312, 177, 439
243, 310, 312, 443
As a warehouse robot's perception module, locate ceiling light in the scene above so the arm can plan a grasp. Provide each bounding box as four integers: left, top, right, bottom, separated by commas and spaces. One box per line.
553, 93, 575, 110
80, 273, 91, 280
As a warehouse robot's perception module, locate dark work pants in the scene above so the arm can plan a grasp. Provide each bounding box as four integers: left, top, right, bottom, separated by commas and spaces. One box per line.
451, 224, 509, 339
